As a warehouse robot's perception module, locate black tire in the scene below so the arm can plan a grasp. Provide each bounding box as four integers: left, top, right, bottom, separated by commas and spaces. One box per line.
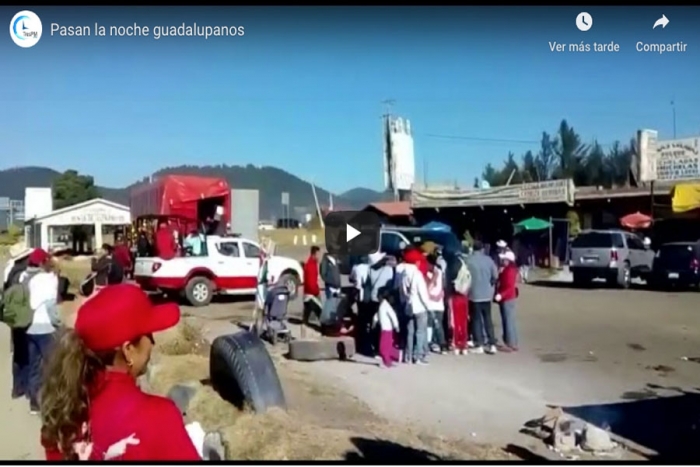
278, 271, 300, 300
209, 331, 286, 413
185, 276, 214, 307
287, 336, 356, 362
617, 262, 631, 289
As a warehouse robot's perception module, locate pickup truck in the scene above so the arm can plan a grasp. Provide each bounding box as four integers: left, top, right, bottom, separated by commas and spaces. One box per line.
134, 235, 304, 307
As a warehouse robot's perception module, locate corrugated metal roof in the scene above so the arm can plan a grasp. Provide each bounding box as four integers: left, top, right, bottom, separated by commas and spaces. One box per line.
367, 201, 412, 217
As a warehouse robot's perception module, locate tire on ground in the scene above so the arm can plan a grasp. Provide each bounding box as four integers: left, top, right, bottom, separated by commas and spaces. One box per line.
209, 331, 286, 413
185, 276, 214, 307
288, 336, 356, 362
278, 270, 300, 299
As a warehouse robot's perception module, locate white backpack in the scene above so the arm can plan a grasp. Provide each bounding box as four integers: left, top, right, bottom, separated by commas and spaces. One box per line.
453, 256, 471, 295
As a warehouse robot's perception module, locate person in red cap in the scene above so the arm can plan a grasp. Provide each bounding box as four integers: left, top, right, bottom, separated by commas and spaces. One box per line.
40, 283, 200, 461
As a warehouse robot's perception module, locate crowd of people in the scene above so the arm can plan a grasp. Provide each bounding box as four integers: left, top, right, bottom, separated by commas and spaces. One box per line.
303, 238, 522, 367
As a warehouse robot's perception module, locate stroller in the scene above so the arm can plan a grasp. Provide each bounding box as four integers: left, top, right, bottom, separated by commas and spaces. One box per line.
253, 284, 292, 345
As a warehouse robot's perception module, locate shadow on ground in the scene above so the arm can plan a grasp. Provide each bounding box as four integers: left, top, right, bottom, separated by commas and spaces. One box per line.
344, 437, 443, 461
528, 280, 647, 291
563, 385, 700, 461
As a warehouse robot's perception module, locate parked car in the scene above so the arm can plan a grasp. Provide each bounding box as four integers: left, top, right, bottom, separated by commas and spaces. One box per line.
338, 226, 465, 275
570, 229, 654, 288
649, 242, 700, 290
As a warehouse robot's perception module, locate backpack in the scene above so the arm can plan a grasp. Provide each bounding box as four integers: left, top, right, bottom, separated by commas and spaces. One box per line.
0, 272, 37, 329
453, 256, 472, 296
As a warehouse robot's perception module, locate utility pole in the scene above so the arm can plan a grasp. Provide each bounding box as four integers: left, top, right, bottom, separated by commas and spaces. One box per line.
671, 98, 677, 138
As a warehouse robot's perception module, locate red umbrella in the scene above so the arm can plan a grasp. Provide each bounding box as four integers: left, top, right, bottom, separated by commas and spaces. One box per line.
620, 211, 653, 229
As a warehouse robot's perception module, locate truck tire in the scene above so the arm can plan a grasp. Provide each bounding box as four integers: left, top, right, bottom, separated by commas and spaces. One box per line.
617, 262, 631, 289
185, 276, 214, 307
209, 331, 286, 413
288, 336, 355, 362
278, 271, 300, 300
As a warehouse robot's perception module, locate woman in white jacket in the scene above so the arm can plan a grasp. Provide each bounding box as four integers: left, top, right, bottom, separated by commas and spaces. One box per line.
22, 248, 60, 414
400, 249, 432, 365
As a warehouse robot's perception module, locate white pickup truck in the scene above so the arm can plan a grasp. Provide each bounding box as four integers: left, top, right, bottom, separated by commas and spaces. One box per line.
134, 235, 304, 307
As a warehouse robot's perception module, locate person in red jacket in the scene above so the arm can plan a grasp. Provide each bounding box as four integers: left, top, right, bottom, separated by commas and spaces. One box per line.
494, 250, 520, 352
154, 221, 177, 260
112, 235, 132, 279
301, 246, 321, 336
40, 284, 200, 461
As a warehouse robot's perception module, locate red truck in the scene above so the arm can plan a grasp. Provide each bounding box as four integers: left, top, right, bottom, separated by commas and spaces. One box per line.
129, 174, 231, 231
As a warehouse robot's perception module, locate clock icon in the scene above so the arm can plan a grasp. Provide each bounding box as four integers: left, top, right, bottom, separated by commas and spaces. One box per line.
576, 12, 593, 32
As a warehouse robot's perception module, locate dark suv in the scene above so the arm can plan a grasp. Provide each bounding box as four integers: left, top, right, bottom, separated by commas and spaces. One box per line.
649, 242, 700, 290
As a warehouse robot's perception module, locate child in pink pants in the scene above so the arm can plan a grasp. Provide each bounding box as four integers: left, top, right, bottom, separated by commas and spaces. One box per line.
374, 287, 400, 368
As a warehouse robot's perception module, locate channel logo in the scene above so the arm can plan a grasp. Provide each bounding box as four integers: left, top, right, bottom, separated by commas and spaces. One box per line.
10, 10, 42, 48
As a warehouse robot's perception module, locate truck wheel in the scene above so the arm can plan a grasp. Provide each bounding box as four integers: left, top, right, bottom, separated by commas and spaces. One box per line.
617, 262, 631, 289
278, 271, 300, 299
210, 331, 286, 413
185, 276, 213, 307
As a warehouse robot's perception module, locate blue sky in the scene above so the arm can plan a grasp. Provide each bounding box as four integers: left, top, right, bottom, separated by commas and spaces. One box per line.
2, 6, 698, 193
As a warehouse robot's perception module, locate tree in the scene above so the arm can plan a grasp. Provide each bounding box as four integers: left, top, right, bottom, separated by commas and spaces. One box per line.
521, 150, 539, 182
52, 170, 100, 209
473, 177, 480, 189
552, 120, 588, 184
481, 163, 499, 187
476, 119, 637, 190
584, 141, 606, 186
535, 131, 557, 181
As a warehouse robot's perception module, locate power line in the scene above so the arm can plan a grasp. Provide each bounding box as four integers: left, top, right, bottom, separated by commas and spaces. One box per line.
423, 132, 624, 148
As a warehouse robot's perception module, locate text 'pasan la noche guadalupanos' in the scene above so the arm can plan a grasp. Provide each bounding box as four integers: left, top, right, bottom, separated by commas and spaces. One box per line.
50, 22, 245, 39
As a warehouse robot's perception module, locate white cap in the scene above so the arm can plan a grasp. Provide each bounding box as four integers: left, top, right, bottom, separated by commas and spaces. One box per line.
499, 250, 516, 263
496, 240, 507, 248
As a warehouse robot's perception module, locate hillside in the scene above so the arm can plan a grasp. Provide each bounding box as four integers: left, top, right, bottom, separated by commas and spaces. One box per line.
0, 165, 387, 218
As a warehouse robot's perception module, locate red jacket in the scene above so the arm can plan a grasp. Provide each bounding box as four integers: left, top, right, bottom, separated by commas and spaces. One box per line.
113, 244, 132, 270
303, 256, 320, 296
155, 228, 177, 260
44, 370, 200, 461
496, 264, 519, 302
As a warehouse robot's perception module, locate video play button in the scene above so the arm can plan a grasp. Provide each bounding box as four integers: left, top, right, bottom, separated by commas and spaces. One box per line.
346, 224, 361, 242
324, 210, 381, 256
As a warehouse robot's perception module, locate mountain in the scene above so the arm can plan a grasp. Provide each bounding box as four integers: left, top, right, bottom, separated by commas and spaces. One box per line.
340, 187, 391, 207
0, 165, 387, 219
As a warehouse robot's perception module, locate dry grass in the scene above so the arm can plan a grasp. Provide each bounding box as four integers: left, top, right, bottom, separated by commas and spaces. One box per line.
262, 228, 325, 247
154, 320, 210, 356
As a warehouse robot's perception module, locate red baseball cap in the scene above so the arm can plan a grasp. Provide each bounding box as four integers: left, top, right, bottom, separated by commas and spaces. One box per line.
75, 283, 181, 352
28, 248, 50, 266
